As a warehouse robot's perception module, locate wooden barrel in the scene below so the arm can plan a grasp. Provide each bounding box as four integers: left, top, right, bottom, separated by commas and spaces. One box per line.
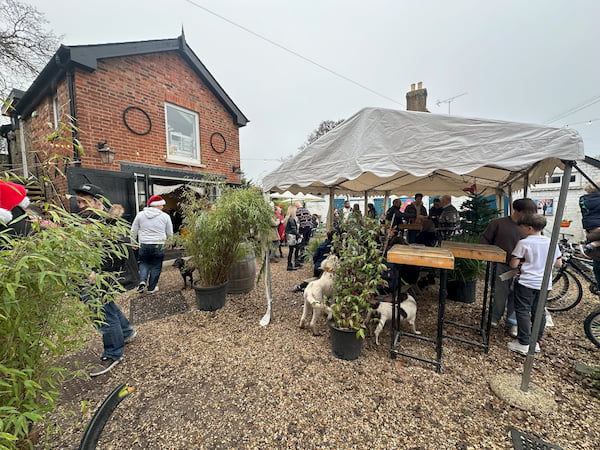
227, 244, 256, 294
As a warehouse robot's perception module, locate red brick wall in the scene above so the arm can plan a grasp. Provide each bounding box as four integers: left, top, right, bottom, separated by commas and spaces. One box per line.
21, 50, 243, 205
72, 52, 242, 182
21, 80, 73, 206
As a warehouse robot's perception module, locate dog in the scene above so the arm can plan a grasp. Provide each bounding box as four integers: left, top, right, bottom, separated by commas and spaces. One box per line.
172, 257, 195, 289
299, 254, 339, 335
366, 292, 420, 345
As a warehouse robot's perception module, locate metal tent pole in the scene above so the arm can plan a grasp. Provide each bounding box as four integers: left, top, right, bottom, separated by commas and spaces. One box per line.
520, 161, 573, 392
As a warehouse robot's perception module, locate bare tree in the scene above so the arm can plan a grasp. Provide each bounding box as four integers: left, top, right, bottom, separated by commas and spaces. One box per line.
0, 0, 60, 97
298, 119, 344, 150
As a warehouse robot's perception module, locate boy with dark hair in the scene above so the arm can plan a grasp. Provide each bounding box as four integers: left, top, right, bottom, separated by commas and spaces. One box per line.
507, 214, 561, 355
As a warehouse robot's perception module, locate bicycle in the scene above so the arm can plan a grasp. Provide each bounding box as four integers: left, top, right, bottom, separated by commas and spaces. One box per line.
546, 234, 596, 312
584, 307, 600, 348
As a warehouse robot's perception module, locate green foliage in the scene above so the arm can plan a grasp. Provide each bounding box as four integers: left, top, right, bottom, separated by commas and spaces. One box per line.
0, 200, 131, 449
449, 234, 486, 281
330, 216, 387, 334
459, 193, 500, 237
306, 233, 325, 257
448, 193, 499, 282
176, 182, 274, 287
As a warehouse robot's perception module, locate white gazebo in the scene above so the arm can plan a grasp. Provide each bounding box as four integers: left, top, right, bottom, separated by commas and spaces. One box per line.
262, 106, 584, 392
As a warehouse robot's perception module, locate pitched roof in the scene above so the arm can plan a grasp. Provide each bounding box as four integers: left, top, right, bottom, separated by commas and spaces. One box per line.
11, 34, 248, 126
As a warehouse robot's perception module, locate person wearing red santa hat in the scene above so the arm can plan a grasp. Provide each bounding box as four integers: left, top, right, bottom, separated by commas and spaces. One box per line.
131, 194, 173, 294
0, 180, 32, 237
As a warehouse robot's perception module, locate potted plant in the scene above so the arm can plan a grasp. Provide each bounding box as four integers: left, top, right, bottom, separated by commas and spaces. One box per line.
328, 216, 388, 359
177, 182, 273, 311
447, 253, 486, 303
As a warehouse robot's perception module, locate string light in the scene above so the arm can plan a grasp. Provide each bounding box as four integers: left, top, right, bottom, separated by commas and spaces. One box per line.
563, 117, 600, 127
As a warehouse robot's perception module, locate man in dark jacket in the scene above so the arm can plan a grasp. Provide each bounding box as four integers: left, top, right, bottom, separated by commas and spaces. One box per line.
385, 198, 405, 230
312, 231, 334, 277
75, 183, 137, 377
579, 183, 600, 293
404, 193, 428, 243
480, 198, 537, 335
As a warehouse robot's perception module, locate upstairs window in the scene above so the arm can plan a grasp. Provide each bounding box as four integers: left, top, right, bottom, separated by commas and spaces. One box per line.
165, 103, 200, 165
549, 174, 576, 184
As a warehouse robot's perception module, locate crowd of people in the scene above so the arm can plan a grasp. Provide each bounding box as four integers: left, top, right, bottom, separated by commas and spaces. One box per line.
3, 181, 595, 374
280, 193, 572, 357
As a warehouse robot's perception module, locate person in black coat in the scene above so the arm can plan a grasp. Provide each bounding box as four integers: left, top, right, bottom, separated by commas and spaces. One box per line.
74, 183, 137, 377
284, 205, 301, 271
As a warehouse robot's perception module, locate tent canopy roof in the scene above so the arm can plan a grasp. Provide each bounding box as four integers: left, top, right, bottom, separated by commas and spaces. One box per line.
262, 107, 584, 196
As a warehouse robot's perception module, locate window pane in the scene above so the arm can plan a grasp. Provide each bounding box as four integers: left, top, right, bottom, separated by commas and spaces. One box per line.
166, 104, 199, 160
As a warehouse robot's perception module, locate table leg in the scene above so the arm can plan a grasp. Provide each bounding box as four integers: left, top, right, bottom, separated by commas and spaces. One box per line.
390, 263, 400, 358
483, 262, 498, 353
480, 262, 491, 332
436, 269, 448, 373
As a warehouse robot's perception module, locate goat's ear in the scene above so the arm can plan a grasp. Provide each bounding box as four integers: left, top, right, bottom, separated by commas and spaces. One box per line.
399, 284, 411, 294
398, 292, 408, 302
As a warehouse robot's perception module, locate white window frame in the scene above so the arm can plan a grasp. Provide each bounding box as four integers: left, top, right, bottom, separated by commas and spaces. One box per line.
52, 95, 60, 129
164, 102, 202, 166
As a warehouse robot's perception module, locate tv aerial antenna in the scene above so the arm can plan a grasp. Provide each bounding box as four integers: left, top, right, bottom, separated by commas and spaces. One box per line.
436, 92, 468, 115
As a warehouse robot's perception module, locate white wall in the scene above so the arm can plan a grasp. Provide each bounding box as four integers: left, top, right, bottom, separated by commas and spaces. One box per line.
514, 160, 600, 242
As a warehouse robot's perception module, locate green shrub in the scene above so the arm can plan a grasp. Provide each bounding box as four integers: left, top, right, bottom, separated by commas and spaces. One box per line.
176, 183, 274, 287
0, 203, 130, 449
330, 217, 387, 336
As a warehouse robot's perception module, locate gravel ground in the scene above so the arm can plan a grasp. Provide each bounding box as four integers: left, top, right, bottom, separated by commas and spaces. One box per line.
41, 255, 600, 449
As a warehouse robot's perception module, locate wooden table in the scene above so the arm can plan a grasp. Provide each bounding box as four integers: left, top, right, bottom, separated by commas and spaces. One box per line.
396, 224, 423, 231
386, 244, 454, 372
441, 241, 506, 352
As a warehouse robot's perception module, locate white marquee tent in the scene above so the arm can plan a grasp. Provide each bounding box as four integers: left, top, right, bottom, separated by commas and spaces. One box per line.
262, 107, 583, 198
262, 106, 585, 391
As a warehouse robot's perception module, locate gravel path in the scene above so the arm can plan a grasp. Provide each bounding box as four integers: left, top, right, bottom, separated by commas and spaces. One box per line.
41, 256, 600, 449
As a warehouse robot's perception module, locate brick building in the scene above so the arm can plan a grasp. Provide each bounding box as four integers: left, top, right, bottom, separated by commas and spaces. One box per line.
0, 33, 247, 221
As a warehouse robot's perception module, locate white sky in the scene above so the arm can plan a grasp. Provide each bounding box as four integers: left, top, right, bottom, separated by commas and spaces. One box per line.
26, 0, 600, 185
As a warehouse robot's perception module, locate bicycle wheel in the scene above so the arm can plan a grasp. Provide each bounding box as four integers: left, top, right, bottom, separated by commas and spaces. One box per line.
547, 268, 569, 302
546, 269, 583, 311
583, 308, 600, 348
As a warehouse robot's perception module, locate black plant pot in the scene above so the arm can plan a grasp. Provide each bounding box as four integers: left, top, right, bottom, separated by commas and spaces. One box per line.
328, 321, 363, 360
193, 281, 228, 311
446, 279, 476, 304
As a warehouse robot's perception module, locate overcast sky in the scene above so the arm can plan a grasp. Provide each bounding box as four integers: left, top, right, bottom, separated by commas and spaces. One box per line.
27, 0, 600, 185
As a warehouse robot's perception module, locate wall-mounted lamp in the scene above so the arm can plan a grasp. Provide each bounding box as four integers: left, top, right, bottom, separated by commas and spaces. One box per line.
232, 165, 242, 174
97, 141, 116, 164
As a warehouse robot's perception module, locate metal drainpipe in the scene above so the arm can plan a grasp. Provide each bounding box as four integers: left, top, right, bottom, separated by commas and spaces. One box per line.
66, 68, 80, 166
18, 119, 28, 177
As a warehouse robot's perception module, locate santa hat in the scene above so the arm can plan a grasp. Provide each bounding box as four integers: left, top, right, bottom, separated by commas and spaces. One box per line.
462, 183, 477, 194
0, 181, 30, 224
147, 195, 166, 207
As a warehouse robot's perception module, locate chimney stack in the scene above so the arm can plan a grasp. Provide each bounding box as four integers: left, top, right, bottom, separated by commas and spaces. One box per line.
406, 82, 429, 112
